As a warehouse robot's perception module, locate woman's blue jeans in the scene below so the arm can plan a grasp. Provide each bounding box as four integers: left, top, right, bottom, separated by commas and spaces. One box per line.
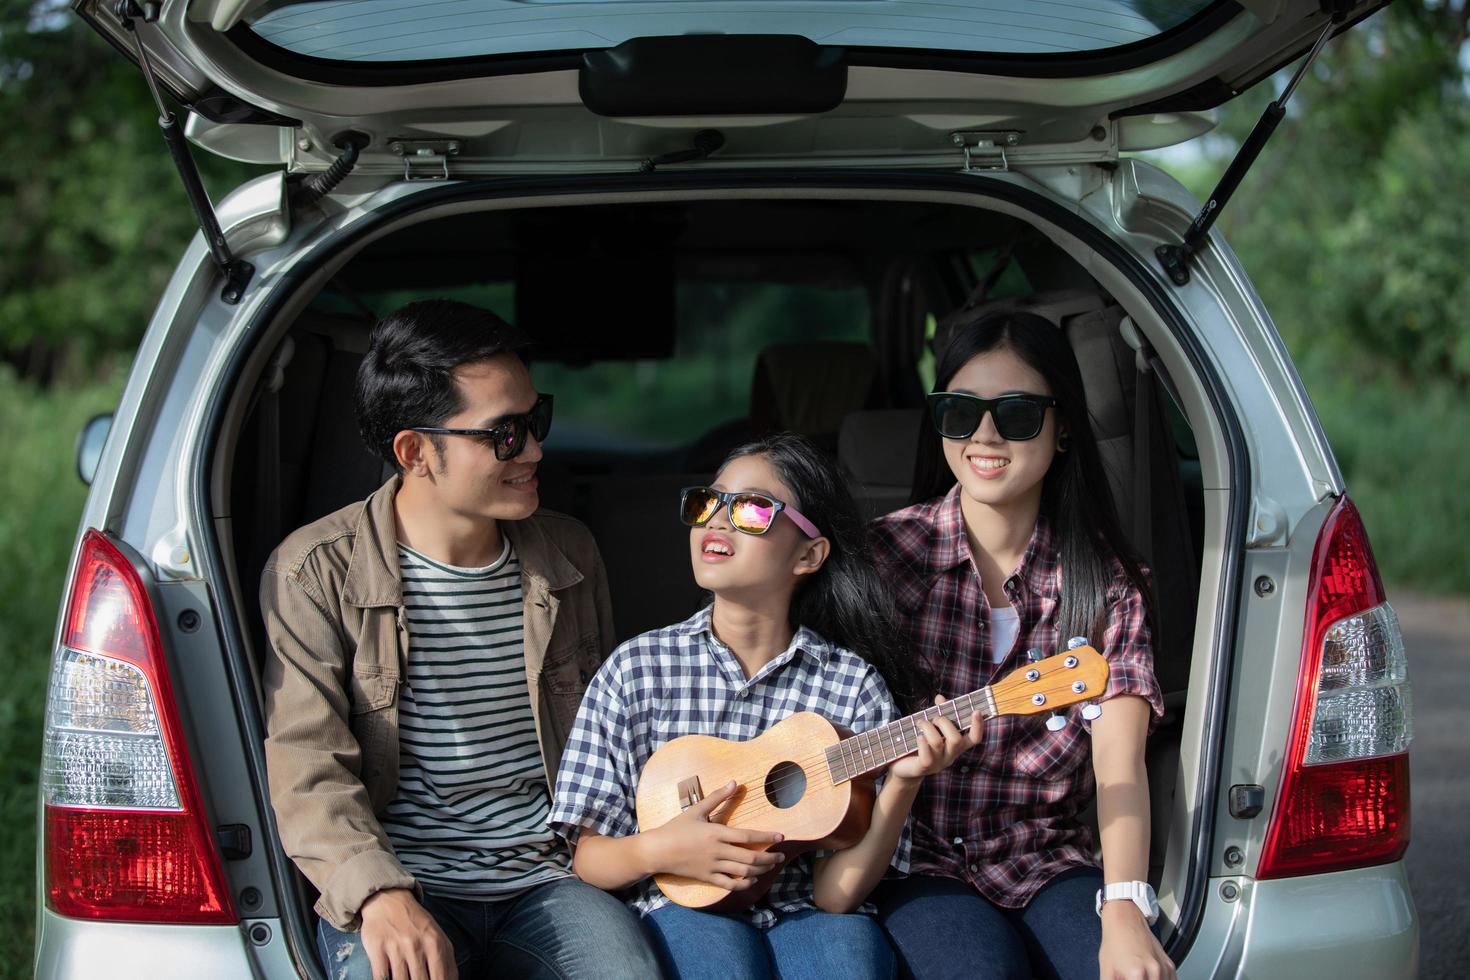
873, 868, 1105, 980
643, 903, 897, 980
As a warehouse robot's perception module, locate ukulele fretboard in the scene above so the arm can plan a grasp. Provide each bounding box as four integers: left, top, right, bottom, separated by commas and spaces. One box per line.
825, 688, 997, 784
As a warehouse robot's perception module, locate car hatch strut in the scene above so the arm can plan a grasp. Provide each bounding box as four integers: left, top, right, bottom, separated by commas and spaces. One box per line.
114, 0, 253, 305
1156, 4, 1348, 287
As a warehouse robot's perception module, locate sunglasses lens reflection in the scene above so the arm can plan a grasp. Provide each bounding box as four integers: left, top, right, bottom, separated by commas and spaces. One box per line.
681, 489, 719, 526
730, 495, 776, 533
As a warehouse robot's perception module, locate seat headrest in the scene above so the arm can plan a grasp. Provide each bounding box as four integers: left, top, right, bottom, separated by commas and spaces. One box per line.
750, 342, 876, 437
838, 409, 921, 489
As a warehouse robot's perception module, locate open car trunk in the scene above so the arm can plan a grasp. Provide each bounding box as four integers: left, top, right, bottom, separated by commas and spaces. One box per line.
210, 183, 1222, 977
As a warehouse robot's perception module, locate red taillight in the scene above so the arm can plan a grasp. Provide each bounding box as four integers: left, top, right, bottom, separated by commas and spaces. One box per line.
42, 530, 235, 924
1257, 498, 1412, 879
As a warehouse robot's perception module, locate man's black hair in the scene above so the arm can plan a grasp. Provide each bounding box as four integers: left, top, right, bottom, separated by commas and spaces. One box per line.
354, 299, 530, 469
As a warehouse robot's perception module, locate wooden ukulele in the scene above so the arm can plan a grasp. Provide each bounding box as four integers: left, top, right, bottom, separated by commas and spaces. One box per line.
634, 643, 1109, 910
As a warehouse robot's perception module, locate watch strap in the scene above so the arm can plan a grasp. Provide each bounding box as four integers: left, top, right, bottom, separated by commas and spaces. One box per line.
1094, 880, 1159, 925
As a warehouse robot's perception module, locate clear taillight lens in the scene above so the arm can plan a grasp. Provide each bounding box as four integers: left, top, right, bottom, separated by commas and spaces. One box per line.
1304, 603, 1412, 765
42, 649, 181, 808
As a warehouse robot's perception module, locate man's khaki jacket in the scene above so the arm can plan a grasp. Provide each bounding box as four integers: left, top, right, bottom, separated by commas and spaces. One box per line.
259, 475, 613, 930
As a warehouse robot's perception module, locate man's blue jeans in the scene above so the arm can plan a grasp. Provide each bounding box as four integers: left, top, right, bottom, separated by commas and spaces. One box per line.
643, 903, 896, 980
316, 876, 662, 980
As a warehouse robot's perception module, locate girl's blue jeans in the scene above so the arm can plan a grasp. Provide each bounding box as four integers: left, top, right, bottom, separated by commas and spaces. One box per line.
873, 867, 1105, 980
643, 903, 897, 980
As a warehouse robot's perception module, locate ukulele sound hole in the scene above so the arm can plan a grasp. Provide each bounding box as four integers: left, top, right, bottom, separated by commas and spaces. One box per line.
763, 760, 807, 809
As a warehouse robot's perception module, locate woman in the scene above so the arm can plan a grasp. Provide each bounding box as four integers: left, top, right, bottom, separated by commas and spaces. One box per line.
549, 433, 976, 980
870, 311, 1173, 980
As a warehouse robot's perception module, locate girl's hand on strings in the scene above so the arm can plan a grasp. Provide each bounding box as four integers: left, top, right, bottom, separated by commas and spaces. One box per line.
889, 694, 984, 783
643, 781, 786, 889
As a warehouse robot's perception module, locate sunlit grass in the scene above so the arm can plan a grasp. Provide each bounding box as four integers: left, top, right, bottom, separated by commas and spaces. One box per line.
0, 366, 125, 976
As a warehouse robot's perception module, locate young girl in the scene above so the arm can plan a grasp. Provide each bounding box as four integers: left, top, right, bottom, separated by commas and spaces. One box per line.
869, 311, 1173, 980
549, 433, 979, 980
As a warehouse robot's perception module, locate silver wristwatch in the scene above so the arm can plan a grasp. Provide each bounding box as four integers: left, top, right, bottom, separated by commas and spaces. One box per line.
1095, 880, 1160, 926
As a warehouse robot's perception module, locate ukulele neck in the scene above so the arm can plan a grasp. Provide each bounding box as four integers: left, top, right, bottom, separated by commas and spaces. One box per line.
825, 688, 997, 784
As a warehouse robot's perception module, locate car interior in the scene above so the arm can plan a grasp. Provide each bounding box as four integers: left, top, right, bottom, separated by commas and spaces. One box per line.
224, 195, 1204, 916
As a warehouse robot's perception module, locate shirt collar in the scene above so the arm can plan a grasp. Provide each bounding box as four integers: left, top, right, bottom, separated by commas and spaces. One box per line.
674, 605, 833, 666
928, 484, 1057, 596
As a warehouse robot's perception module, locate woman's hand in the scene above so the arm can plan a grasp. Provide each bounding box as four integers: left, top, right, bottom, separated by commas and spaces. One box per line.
888, 695, 984, 783
641, 781, 786, 890
1098, 901, 1176, 980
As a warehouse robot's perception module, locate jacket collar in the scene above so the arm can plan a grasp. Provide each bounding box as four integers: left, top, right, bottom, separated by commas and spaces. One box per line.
504, 514, 584, 594
342, 475, 404, 608
342, 474, 584, 607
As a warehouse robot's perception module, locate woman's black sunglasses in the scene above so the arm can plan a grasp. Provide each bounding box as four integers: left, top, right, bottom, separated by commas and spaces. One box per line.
411, 394, 553, 461
926, 391, 1058, 442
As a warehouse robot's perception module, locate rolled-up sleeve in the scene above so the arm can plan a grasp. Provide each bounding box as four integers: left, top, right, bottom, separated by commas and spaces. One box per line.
1091, 575, 1165, 734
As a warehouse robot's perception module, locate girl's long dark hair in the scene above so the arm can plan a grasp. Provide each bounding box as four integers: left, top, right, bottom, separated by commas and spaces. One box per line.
910, 311, 1153, 646
722, 433, 930, 710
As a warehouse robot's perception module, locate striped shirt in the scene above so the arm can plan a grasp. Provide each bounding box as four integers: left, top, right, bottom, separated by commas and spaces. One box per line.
548, 606, 909, 928
380, 542, 571, 899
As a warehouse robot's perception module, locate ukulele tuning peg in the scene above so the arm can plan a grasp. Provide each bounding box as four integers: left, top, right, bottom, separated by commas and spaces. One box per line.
1046, 712, 1067, 732
1081, 702, 1102, 722
1026, 648, 1045, 663
1066, 636, 1090, 650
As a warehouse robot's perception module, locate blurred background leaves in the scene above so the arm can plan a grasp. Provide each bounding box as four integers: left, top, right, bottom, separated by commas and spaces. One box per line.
1, 0, 1468, 972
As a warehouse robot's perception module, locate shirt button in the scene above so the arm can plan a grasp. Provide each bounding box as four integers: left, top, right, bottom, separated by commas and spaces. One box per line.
959, 764, 971, 773
952, 837, 964, 845
968, 863, 979, 873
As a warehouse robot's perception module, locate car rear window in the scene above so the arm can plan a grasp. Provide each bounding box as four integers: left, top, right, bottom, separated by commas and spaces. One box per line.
245, 0, 1217, 62
312, 279, 869, 452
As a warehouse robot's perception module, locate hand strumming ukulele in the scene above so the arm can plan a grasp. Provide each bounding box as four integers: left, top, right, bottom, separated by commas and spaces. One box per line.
634, 643, 1110, 910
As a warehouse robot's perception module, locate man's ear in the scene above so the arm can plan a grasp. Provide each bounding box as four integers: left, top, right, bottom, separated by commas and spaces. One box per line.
393, 429, 434, 477
792, 536, 831, 579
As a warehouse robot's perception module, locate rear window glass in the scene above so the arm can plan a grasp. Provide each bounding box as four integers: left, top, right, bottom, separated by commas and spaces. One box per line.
246, 0, 1217, 62
313, 280, 869, 452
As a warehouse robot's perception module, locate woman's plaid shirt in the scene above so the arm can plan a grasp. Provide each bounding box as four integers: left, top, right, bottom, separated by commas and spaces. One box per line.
869, 486, 1163, 909
548, 607, 909, 927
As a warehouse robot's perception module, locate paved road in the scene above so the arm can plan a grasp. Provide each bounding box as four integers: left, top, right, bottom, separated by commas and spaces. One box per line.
1396, 591, 1470, 979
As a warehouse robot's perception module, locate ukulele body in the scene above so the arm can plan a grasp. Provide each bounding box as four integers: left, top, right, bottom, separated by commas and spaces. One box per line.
634, 711, 876, 911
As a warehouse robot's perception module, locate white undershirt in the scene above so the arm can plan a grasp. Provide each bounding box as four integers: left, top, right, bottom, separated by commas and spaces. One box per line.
989, 604, 1020, 663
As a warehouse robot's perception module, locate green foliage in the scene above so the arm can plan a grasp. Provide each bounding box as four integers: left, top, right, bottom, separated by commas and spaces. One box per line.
0, 365, 126, 976
1323, 102, 1470, 382
0, 2, 262, 381
1307, 369, 1470, 594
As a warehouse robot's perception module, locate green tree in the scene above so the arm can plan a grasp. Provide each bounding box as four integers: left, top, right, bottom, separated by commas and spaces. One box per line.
0, 0, 258, 383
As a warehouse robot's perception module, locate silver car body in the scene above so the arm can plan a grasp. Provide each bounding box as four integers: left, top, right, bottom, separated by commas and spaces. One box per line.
38, 0, 1416, 974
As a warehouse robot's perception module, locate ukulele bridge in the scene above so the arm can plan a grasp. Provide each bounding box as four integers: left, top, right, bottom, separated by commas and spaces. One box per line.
677, 776, 704, 811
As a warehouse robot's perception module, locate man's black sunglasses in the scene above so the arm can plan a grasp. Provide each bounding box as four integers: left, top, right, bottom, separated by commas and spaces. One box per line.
411, 395, 553, 461
926, 391, 1058, 442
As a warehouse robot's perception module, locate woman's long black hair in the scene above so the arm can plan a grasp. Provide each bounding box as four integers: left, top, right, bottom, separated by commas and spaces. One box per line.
910, 311, 1153, 647
721, 433, 930, 711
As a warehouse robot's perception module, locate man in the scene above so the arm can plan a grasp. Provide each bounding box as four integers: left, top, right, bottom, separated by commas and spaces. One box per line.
260, 300, 660, 980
